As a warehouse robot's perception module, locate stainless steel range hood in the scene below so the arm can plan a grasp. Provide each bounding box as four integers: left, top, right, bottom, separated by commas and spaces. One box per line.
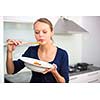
54, 16, 88, 35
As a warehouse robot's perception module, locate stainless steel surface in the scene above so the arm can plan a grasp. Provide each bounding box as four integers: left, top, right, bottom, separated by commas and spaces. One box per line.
69, 66, 100, 76
54, 16, 88, 35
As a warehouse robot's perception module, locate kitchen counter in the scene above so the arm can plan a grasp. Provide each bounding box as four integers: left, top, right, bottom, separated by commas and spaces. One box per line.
5, 66, 100, 83
69, 66, 100, 76
5, 71, 32, 83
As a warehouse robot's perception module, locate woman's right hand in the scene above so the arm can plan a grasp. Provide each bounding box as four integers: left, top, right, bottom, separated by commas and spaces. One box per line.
7, 39, 22, 52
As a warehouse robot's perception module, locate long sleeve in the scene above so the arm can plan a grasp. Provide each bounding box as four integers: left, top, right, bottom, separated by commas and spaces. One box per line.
13, 46, 32, 74
60, 50, 69, 82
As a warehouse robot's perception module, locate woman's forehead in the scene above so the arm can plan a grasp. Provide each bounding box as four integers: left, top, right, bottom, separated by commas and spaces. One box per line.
34, 21, 50, 30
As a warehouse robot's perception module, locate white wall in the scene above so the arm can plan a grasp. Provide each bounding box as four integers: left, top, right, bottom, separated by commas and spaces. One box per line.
66, 16, 100, 67
81, 16, 100, 67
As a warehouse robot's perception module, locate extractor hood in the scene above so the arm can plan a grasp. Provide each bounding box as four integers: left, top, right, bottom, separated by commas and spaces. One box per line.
54, 16, 88, 35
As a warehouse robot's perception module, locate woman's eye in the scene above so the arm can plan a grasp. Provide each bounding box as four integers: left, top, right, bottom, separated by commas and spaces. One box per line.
35, 32, 39, 34
43, 31, 47, 33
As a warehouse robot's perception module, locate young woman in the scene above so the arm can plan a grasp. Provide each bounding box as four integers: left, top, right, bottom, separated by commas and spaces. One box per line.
6, 18, 69, 83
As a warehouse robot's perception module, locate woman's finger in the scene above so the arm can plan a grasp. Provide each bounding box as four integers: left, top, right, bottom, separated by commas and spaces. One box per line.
42, 68, 51, 74
7, 39, 22, 46
52, 63, 57, 69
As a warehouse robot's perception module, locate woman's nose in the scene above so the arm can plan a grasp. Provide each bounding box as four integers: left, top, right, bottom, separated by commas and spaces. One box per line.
39, 31, 43, 36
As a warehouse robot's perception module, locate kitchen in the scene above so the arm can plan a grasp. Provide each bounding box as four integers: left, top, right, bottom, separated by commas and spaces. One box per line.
4, 16, 100, 83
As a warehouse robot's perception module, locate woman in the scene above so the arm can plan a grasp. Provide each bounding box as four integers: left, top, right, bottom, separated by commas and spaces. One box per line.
6, 18, 69, 83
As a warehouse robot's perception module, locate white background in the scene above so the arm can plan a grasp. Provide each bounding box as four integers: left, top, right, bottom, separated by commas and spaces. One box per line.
0, 0, 100, 100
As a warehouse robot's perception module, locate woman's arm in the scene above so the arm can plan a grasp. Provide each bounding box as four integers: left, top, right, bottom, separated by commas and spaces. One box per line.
51, 66, 66, 83
6, 51, 14, 74
43, 50, 69, 83
43, 64, 65, 83
6, 39, 22, 74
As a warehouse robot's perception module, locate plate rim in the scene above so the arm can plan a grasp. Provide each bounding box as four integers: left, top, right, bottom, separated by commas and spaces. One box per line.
20, 57, 53, 68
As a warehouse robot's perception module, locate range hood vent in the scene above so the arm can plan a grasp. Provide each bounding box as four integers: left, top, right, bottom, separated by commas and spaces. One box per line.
54, 17, 88, 35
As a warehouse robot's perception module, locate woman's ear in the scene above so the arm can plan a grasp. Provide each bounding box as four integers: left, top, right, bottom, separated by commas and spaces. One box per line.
51, 30, 54, 36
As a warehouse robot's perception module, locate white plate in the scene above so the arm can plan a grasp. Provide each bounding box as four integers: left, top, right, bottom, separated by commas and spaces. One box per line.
20, 57, 53, 73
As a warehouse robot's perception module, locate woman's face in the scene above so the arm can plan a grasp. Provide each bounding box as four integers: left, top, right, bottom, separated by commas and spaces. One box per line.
34, 21, 54, 45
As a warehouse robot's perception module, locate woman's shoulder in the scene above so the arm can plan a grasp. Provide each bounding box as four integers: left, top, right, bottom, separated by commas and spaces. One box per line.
56, 47, 69, 58
57, 47, 68, 54
55, 47, 69, 62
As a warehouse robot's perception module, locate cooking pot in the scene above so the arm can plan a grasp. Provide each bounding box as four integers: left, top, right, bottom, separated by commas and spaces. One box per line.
69, 66, 76, 73
74, 63, 89, 71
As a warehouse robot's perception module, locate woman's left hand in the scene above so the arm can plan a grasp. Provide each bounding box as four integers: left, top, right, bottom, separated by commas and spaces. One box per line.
42, 64, 65, 83
42, 64, 57, 74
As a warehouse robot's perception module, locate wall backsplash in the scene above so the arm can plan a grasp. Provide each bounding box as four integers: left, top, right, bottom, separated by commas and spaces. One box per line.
4, 22, 36, 42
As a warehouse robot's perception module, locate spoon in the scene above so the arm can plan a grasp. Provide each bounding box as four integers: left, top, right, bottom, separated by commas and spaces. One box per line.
4, 41, 41, 46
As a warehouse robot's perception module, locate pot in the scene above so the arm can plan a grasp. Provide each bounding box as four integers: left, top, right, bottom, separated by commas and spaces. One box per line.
74, 63, 89, 71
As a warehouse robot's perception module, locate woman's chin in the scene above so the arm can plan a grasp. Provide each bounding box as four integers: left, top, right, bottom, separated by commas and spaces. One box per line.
40, 41, 47, 45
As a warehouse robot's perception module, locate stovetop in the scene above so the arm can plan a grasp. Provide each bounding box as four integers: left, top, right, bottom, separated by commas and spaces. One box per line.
69, 66, 100, 76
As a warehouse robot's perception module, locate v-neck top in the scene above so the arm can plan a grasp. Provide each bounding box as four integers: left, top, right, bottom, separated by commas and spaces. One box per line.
13, 45, 69, 83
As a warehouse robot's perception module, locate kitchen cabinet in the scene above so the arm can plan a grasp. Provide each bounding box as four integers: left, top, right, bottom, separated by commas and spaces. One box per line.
3, 16, 36, 42
3, 16, 59, 26
3, 16, 35, 23
69, 73, 88, 83
4, 22, 35, 43
87, 71, 100, 83
98, 71, 100, 82
3, 16, 59, 42
69, 70, 100, 83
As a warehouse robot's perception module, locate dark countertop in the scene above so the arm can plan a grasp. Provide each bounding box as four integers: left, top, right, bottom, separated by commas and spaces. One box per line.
5, 66, 100, 83
69, 66, 100, 76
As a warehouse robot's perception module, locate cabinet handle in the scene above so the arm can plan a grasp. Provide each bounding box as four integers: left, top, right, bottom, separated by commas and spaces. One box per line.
88, 72, 98, 76
88, 79, 98, 83
70, 77, 78, 80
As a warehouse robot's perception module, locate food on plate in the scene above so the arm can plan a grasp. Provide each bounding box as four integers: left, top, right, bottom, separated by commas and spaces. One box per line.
34, 61, 41, 66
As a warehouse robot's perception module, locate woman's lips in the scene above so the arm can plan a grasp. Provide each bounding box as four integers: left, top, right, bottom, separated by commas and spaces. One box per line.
38, 39, 44, 42
38, 39, 46, 45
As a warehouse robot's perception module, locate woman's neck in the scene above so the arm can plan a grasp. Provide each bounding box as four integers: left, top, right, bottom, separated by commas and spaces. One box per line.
39, 41, 54, 52
38, 41, 57, 62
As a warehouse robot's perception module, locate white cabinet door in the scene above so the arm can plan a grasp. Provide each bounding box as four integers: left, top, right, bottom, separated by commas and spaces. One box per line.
98, 71, 100, 82
3, 16, 59, 25
69, 73, 88, 83
87, 71, 100, 83
3, 16, 35, 23
69, 70, 100, 83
